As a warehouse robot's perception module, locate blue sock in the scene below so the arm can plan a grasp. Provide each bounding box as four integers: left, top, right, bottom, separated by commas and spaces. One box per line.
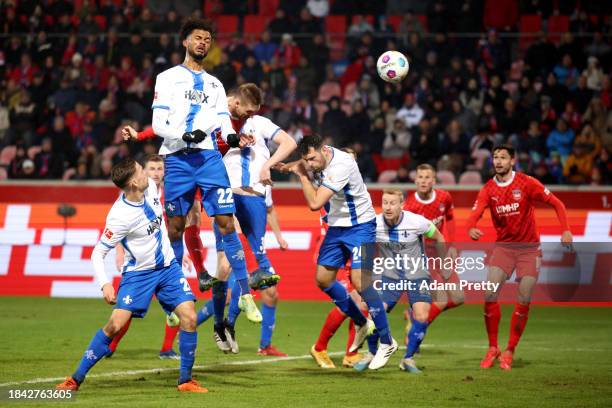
361, 285, 392, 345
171, 239, 184, 264
367, 330, 379, 355
178, 330, 197, 384
322, 281, 367, 326
260, 304, 276, 349
212, 280, 228, 325
72, 329, 112, 384
247, 234, 272, 274
197, 301, 214, 326
405, 320, 428, 359
222, 232, 250, 294
227, 280, 242, 326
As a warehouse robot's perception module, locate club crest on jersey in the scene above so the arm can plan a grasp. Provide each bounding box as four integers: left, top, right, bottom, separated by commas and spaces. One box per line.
153, 198, 160, 206
512, 189, 522, 201
165, 202, 177, 216
184, 89, 209, 104
439, 203, 445, 212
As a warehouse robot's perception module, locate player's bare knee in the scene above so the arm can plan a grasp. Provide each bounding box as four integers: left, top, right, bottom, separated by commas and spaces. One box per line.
262, 287, 278, 305
178, 311, 197, 331
167, 217, 185, 241
104, 319, 124, 337
485, 290, 499, 302
451, 290, 465, 305
215, 215, 234, 235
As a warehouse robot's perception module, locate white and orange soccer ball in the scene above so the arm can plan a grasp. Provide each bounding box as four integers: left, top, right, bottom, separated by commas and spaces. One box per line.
376, 51, 409, 83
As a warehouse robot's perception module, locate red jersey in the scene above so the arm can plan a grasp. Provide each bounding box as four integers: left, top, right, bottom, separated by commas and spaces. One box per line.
468, 171, 555, 243
404, 189, 454, 236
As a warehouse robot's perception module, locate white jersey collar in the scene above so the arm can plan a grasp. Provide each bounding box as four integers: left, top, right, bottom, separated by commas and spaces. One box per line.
414, 190, 436, 205
494, 171, 515, 187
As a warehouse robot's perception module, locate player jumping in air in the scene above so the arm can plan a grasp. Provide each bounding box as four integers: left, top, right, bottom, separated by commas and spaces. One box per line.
56, 158, 206, 392
404, 164, 464, 327
150, 18, 261, 323
354, 188, 448, 373
467, 144, 573, 370
281, 135, 398, 370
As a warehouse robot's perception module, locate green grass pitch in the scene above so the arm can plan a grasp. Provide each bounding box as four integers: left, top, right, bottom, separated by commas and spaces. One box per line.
0, 297, 610, 407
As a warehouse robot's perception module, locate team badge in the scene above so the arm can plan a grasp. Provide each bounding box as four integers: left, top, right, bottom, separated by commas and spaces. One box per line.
103, 228, 114, 239
439, 203, 445, 212
512, 189, 522, 201
165, 202, 177, 216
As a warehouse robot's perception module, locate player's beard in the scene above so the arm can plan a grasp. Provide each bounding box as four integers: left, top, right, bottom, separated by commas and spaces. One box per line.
188, 48, 208, 62
495, 165, 512, 177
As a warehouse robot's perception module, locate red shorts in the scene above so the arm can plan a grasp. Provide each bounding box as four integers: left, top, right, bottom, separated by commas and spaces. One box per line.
430, 267, 460, 286
489, 246, 541, 280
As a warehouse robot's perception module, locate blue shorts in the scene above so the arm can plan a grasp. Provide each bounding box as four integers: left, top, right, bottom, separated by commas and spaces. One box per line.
213, 194, 267, 255
115, 261, 196, 318
382, 277, 432, 312
164, 149, 235, 217
317, 219, 376, 270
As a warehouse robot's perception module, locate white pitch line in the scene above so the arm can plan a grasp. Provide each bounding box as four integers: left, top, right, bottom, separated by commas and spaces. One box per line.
1, 342, 609, 387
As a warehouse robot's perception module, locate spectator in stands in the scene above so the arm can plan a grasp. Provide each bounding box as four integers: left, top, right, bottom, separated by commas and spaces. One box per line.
563, 143, 592, 184
253, 31, 278, 65
368, 116, 386, 155
409, 118, 439, 165
427, 0, 450, 33
498, 98, 521, 139
275, 33, 302, 69
533, 162, 557, 184
240, 55, 264, 85
451, 99, 477, 136
518, 120, 547, 164
397, 93, 424, 130
585, 32, 611, 68
383, 118, 411, 158
484, 74, 509, 112
470, 125, 496, 155
34, 137, 63, 179
301, 33, 329, 83
351, 74, 379, 118
267, 9, 292, 41
295, 7, 322, 50
9, 89, 38, 146
440, 119, 470, 174
346, 100, 371, 147
574, 123, 602, 159
560, 101, 582, 131
212, 51, 237, 91
583, 96, 608, 140
397, 11, 425, 47
553, 54, 579, 91
321, 96, 347, 146
593, 147, 611, 185
8, 53, 38, 88
293, 56, 318, 100
8, 146, 28, 179
405, 32, 425, 69
351, 141, 377, 182
572, 75, 594, 114
0, 97, 9, 147
547, 118, 575, 162
293, 96, 318, 133
460, 78, 484, 116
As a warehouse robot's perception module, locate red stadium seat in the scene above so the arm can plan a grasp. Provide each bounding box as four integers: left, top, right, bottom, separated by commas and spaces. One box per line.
259, 0, 279, 17
0, 146, 16, 166
0, 167, 7, 180
94, 15, 107, 31
27, 146, 41, 160
350, 15, 375, 26
547, 15, 569, 44
62, 168, 76, 181
216, 15, 239, 34
519, 15, 542, 50
244, 15, 268, 35
325, 16, 347, 59
318, 81, 342, 102
437, 170, 456, 185
378, 170, 398, 183
459, 171, 483, 185
388, 15, 402, 33
416, 15, 428, 31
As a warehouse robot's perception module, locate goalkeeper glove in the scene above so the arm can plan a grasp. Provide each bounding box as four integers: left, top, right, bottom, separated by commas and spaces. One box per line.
182, 129, 207, 144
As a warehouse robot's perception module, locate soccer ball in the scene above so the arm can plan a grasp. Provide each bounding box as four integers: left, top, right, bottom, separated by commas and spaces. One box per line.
376, 51, 409, 83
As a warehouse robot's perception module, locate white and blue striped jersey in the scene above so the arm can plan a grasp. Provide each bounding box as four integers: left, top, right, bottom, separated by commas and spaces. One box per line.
265, 185, 273, 208
92, 179, 175, 288
223, 115, 281, 196
152, 65, 233, 155
313, 147, 376, 227
376, 210, 433, 279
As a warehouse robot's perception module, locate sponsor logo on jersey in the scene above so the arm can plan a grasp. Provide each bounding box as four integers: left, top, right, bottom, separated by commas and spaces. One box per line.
512, 189, 522, 201
496, 202, 520, 214
184, 89, 209, 104
103, 228, 113, 239
146, 215, 163, 235
432, 215, 444, 225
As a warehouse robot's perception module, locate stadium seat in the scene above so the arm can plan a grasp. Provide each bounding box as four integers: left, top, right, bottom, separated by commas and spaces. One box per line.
216, 15, 239, 35
259, 0, 279, 16
469, 149, 491, 170
409, 170, 416, 182
459, 171, 482, 185
27, 146, 41, 160
0, 167, 7, 180
519, 15, 542, 50
62, 168, 76, 181
378, 170, 398, 183
350, 15, 375, 26
547, 15, 569, 44
325, 16, 347, 57
94, 15, 107, 31
437, 170, 456, 185
342, 81, 357, 101
388, 15, 402, 33
318, 81, 342, 102
0, 146, 16, 166
244, 15, 268, 36
417, 15, 428, 31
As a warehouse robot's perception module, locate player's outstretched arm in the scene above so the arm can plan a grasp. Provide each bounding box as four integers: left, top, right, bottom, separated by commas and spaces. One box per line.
288, 161, 334, 210
541, 191, 573, 246
261, 130, 297, 186
267, 205, 288, 250
467, 188, 489, 240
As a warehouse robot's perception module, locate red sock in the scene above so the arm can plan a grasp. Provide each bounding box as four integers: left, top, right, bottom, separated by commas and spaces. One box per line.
484, 302, 501, 348
109, 317, 132, 352
184, 225, 205, 272
428, 303, 443, 324
315, 307, 347, 352
446, 299, 460, 310
507, 303, 530, 352
160, 323, 180, 352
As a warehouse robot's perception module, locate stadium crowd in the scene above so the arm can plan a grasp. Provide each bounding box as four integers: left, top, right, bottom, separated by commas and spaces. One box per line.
0, 0, 611, 185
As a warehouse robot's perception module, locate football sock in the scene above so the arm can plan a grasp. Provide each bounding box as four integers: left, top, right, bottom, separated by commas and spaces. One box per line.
260, 304, 276, 349
108, 317, 131, 352
345, 320, 357, 356
72, 329, 112, 384
427, 303, 443, 324
507, 303, 530, 352
227, 280, 242, 326
212, 280, 228, 326
314, 307, 346, 352
196, 300, 214, 326
246, 234, 272, 274
322, 281, 366, 326
178, 330, 197, 384
184, 225, 205, 272
484, 301, 501, 348
161, 323, 180, 352
360, 285, 392, 345
221, 231, 250, 294
170, 239, 184, 264
367, 330, 379, 354
405, 320, 428, 359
